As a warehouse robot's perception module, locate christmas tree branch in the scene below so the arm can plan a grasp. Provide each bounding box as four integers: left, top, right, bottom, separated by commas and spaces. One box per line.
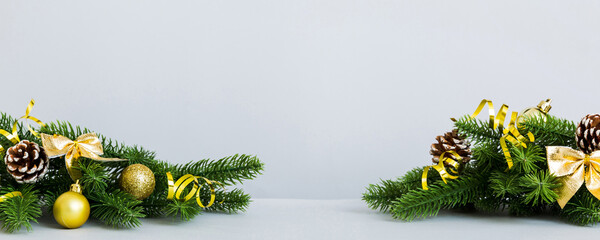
519, 115, 577, 148
391, 174, 484, 221
363, 167, 425, 212
454, 116, 503, 145
0, 186, 42, 233
89, 190, 145, 228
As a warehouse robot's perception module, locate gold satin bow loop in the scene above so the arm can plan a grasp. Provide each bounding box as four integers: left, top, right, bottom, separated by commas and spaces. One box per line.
422, 151, 462, 190
547, 146, 600, 208
41, 133, 128, 180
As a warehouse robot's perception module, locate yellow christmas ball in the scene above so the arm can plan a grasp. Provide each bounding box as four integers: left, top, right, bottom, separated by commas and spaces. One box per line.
53, 182, 90, 229
517, 99, 552, 127
119, 164, 155, 200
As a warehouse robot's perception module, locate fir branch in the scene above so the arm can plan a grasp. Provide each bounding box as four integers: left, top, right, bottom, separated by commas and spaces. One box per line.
0, 186, 42, 233
454, 116, 503, 145
519, 170, 560, 206
473, 194, 503, 213
508, 143, 545, 174
391, 175, 484, 221
363, 168, 425, 212
561, 190, 600, 226
471, 142, 504, 173
77, 159, 110, 194
171, 154, 264, 186
489, 171, 522, 198
203, 188, 252, 213
520, 115, 577, 149
90, 190, 145, 228
164, 199, 202, 221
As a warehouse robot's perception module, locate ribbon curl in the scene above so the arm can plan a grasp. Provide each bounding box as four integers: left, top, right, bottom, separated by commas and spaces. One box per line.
422, 151, 462, 190
41, 133, 128, 180
463, 99, 535, 169
0, 99, 45, 152
0, 191, 22, 202
547, 146, 600, 208
166, 172, 224, 208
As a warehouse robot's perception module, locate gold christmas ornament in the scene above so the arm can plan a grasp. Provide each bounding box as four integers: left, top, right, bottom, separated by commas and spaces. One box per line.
53, 181, 90, 229
517, 99, 552, 126
119, 164, 155, 200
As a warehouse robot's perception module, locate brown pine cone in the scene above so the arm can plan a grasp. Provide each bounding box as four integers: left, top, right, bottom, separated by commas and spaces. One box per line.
576, 114, 600, 154
430, 129, 471, 165
4, 140, 49, 184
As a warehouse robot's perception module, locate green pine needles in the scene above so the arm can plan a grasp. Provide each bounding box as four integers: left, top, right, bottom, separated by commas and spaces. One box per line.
0, 112, 264, 232
363, 113, 600, 225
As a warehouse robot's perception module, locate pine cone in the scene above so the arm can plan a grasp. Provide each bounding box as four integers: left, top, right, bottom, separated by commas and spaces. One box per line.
430, 130, 471, 165
576, 114, 600, 154
4, 140, 49, 184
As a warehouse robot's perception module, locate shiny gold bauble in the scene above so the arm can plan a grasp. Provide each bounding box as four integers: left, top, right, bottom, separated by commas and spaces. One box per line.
517, 99, 552, 127
119, 164, 155, 200
53, 182, 90, 229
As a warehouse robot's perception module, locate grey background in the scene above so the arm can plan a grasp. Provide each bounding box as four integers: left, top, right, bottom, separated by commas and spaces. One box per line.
1, 0, 600, 200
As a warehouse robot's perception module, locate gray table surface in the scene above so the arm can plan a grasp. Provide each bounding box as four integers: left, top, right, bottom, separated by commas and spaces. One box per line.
1, 199, 597, 239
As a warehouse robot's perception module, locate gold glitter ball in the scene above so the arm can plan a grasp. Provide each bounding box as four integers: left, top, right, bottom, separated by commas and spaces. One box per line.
119, 164, 155, 200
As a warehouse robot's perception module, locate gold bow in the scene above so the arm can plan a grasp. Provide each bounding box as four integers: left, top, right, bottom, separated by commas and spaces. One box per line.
547, 146, 600, 208
41, 133, 128, 180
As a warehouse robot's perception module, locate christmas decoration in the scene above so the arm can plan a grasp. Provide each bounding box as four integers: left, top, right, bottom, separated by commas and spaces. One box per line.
4, 140, 49, 183
53, 181, 90, 229
575, 114, 600, 154
167, 172, 224, 208
0, 100, 264, 233
546, 146, 600, 208
0, 191, 21, 202
41, 133, 127, 180
517, 99, 552, 126
362, 99, 600, 226
430, 129, 471, 165
119, 164, 155, 200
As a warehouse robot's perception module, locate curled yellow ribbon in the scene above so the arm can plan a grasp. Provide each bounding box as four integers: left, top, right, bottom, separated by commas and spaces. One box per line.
547, 146, 600, 208
463, 99, 536, 169
422, 151, 462, 190
468, 99, 509, 130
0, 191, 22, 202
166, 172, 224, 208
0, 99, 45, 152
41, 133, 128, 180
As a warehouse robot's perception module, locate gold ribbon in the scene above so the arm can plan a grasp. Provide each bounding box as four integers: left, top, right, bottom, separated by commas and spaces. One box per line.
547, 146, 600, 208
166, 172, 224, 208
422, 151, 462, 190
463, 99, 535, 169
41, 133, 128, 180
0, 191, 22, 202
0, 99, 45, 152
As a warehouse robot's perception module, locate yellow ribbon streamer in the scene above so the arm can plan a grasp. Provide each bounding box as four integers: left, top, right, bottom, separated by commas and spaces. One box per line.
41, 133, 128, 180
547, 146, 600, 208
468, 99, 509, 130
464, 99, 535, 169
166, 172, 224, 208
422, 151, 462, 190
0, 191, 22, 202
0, 99, 45, 152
